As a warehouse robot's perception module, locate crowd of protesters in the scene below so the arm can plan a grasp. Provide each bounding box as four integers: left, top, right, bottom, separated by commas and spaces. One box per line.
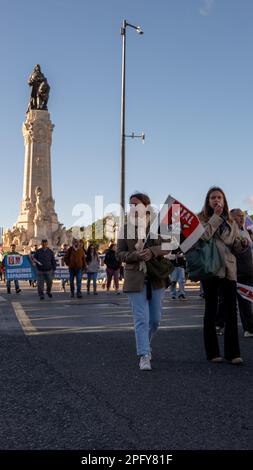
0, 238, 123, 300
117, 188, 253, 371
1, 186, 253, 371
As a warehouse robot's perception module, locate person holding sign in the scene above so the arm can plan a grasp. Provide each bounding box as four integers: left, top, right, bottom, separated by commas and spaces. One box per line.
33, 239, 56, 300
64, 239, 86, 298
117, 192, 168, 371
199, 187, 249, 365
2, 244, 21, 294
230, 208, 253, 338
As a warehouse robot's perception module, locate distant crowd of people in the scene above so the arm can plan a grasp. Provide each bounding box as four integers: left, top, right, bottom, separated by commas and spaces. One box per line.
0, 239, 122, 300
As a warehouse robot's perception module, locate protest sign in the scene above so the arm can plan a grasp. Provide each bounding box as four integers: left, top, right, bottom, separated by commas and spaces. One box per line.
54, 256, 70, 280
4, 254, 37, 280
148, 195, 204, 252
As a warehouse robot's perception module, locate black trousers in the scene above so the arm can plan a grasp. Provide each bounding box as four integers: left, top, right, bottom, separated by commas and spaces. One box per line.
215, 289, 226, 328
202, 277, 240, 360
216, 289, 253, 333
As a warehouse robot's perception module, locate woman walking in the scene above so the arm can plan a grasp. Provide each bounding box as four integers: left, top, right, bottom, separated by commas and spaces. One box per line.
199, 187, 249, 364
117, 192, 168, 371
104, 243, 121, 294
86, 243, 100, 295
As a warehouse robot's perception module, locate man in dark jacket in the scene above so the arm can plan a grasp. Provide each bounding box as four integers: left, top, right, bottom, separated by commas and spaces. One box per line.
33, 239, 56, 300
104, 243, 121, 294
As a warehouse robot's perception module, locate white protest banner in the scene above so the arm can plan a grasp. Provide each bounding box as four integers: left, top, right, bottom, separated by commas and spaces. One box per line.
54, 256, 70, 280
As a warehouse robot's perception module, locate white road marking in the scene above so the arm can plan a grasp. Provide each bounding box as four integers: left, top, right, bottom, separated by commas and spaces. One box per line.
0, 296, 7, 302
11, 302, 37, 335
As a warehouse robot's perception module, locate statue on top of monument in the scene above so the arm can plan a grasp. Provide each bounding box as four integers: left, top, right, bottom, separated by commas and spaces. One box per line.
27, 64, 50, 112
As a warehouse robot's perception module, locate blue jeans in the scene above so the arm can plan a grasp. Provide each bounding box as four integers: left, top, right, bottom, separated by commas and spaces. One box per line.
87, 272, 98, 291
7, 279, 20, 291
128, 285, 165, 356
69, 268, 82, 294
170, 267, 185, 297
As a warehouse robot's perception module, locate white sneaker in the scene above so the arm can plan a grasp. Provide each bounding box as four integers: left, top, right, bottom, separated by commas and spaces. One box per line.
244, 331, 253, 338
139, 355, 152, 371
230, 357, 244, 365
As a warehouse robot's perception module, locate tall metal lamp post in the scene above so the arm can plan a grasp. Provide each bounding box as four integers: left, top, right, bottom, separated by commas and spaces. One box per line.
120, 19, 144, 228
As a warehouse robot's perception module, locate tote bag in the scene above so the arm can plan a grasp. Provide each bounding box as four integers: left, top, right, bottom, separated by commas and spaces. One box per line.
146, 256, 174, 280
185, 237, 222, 282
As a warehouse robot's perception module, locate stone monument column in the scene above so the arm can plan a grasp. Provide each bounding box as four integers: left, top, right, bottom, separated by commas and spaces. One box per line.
17, 109, 58, 242
9, 64, 71, 249
23, 110, 54, 205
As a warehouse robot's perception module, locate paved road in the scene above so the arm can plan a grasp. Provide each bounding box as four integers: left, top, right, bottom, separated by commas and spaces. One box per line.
0, 282, 253, 450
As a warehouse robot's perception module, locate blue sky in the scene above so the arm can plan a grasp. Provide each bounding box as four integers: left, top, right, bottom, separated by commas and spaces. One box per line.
0, 0, 253, 230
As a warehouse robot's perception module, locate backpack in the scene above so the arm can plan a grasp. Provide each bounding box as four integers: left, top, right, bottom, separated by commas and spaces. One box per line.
104, 250, 120, 270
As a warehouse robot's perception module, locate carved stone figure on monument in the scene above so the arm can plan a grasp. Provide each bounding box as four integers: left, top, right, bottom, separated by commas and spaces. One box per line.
34, 187, 45, 222
37, 79, 50, 110
19, 226, 28, 245
12, 226, 21, 246
3, 229, 13, 247
33, 187, 48, 240
27, 64, 50, 112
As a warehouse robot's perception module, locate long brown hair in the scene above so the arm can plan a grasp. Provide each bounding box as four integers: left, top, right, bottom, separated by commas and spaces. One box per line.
129, 192, 151, 207
86, 243, 98, 263
199, 186, 232, 222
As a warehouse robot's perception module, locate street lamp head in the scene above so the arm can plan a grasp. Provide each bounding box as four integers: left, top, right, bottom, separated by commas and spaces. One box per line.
136, 26, 144, 35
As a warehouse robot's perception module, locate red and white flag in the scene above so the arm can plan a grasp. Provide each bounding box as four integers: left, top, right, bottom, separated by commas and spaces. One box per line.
237, 283, 253, 303
148, 195, 204, 253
